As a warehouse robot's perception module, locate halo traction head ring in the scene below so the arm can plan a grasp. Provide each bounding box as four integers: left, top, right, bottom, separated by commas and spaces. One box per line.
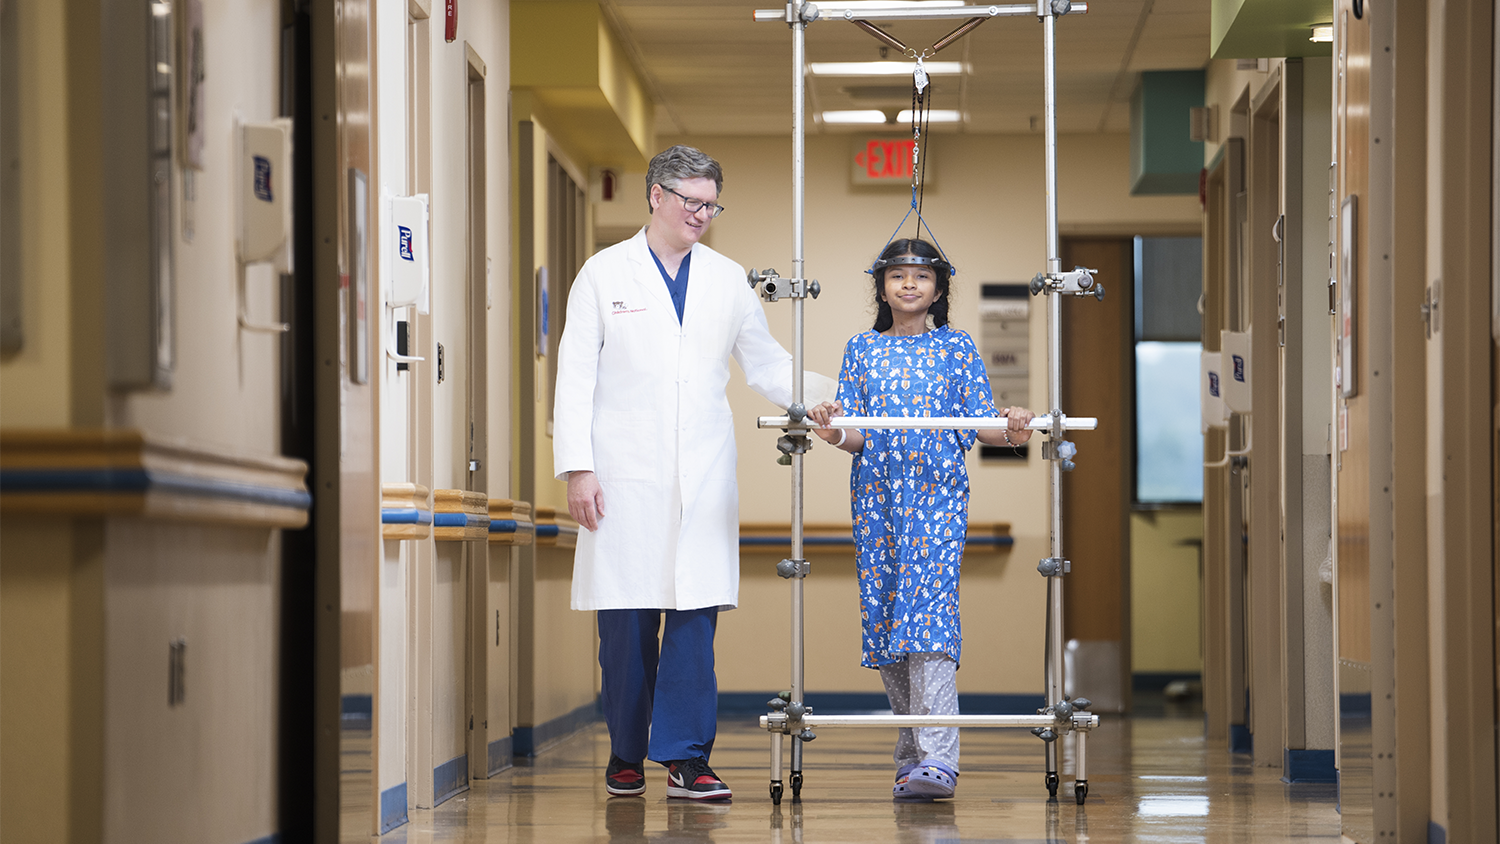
866, 254, 956, 278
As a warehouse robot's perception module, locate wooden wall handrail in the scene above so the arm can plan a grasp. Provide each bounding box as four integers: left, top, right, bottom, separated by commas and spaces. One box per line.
739, 521, 1013, 552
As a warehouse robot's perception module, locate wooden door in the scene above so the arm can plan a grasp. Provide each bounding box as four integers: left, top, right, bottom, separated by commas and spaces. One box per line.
1060, 237, 1134, 712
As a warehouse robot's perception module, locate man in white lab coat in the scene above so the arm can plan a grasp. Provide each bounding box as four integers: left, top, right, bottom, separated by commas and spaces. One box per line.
553, 145, 833, 801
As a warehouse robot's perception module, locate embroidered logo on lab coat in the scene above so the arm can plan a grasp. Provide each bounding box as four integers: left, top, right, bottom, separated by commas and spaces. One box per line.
611, 300, 647, 315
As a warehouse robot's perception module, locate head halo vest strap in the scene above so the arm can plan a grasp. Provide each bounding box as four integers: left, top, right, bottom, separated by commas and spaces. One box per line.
869, 254, 953, 277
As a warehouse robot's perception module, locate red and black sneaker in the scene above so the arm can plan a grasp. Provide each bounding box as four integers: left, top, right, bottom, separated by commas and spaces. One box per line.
605, 754, 646, 797
665, 757, 732, 800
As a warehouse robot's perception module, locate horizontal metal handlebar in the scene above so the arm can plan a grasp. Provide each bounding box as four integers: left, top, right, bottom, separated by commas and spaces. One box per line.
756, 414, 1098, 431
759, 713, 1099, 729
752, 3, 1086, 23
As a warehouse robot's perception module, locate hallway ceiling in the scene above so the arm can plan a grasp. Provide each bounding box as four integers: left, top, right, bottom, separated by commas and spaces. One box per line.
598, 0, 1213, 137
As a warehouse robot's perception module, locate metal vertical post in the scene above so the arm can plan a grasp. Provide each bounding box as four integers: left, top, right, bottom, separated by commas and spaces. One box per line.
788, 3, 808, 792
1040, 0, 1066, 792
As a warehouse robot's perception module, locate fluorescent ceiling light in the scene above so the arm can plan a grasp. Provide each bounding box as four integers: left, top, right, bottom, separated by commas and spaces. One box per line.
898, 109, 962, 122
821, 110, 889, 124
809, 61, 967, 76
1309, 24, 1332, 42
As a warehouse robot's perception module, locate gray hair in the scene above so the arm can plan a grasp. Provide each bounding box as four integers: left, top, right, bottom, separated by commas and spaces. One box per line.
645, 145, 723, 213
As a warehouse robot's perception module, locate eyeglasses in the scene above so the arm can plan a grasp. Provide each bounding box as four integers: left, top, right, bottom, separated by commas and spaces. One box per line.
662, 185, 725, 218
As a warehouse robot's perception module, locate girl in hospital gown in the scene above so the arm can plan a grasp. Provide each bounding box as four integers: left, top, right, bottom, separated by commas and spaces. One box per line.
809, 237, 1034, 801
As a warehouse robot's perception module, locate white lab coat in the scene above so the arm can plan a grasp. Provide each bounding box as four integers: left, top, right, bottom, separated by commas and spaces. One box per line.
553, 227, 835, 611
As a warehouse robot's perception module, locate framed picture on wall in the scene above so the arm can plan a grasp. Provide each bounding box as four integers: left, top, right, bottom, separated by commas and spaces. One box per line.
348, 168, 369, 386
536, 266, 549, 359
1339, 194, 1356, 399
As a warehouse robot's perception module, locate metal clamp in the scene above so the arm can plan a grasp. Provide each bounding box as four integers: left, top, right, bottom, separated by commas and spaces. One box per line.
748, 268, 821, 303
1037, 557, 1071, 577
1030, 266, 1104, 300
1042, 438, 1077, 471
787, 0, 820, 24
776, 558, 810, 579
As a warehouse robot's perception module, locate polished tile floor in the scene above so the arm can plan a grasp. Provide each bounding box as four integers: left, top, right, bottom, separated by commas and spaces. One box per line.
381, 697, 1341, 843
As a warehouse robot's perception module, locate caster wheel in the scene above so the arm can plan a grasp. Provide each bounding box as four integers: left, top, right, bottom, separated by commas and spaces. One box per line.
1045, 772, 1059, 799
1075, 780, 1088, 804
790, 771, 803, 801
771, 782, 783, 805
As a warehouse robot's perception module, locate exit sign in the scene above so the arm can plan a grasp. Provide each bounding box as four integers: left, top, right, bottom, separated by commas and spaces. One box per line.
851, 137, 934, 187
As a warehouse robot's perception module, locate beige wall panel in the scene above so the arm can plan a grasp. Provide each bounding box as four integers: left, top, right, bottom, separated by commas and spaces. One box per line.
724, 539, 1047, 695
532, 547, 599, 723
1131, 510, 1205, 674
487, 550, 514, 766
432, 544, 468, 768
101, 519, 278, 844
112, 0, 285, 453
0, 521, 103, 844
0, 0, 74, 426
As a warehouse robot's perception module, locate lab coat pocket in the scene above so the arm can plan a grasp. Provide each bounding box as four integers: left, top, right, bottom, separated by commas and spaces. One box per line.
594, 411, 659, 483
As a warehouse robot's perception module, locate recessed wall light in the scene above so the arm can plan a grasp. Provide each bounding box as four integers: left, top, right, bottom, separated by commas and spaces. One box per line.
1309, 24, 1333, 42
809, 61, 967, 76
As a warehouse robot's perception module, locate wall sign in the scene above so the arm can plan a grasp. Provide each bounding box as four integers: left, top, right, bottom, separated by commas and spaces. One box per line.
1338, 195, 1357, 398
536, 266, 549, 358
445, 0, 457, 42
979, 284, 1029, 404
348, 169, 369, 385
852, 137, 932, 187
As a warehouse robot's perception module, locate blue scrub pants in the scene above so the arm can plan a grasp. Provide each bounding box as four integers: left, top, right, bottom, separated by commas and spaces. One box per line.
597, 607, 719, 765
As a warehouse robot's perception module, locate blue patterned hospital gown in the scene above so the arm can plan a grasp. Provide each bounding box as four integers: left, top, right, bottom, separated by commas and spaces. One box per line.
837, 325, 998, 669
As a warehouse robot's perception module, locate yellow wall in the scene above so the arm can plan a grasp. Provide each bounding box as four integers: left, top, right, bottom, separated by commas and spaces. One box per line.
1, 0, 79, 426
1130, 509, 1205, 673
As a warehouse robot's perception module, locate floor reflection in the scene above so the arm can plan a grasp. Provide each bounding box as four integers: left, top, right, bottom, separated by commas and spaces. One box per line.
381, 696, 1343, 843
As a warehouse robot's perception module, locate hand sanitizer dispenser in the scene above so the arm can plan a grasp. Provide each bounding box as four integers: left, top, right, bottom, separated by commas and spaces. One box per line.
386, 194, 430, 313
238, 119, 294, 272
1220, 329, 1251, 414
1200, 350, 1227, 432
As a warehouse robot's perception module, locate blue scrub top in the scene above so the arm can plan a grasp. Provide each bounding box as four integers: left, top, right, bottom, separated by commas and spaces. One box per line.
648, 247, 691, 324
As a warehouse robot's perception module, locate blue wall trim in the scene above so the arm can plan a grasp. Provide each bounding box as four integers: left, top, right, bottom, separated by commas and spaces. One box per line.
0, 468, 312, 510
488, 735, 514, 775
717, 691, 1046, 715
433, 512, 488, 528
379, 782, 408, 834
513, 698, 602, 757
1430, 821, 1447, 844
1282, 748, 1336, 783
535, 524, 560, 538
381, 508, 432, 525
489, 518, 518, 533
1229, 724, 1252, 754
434, 754, 468, 806
242, 835, 281, 844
